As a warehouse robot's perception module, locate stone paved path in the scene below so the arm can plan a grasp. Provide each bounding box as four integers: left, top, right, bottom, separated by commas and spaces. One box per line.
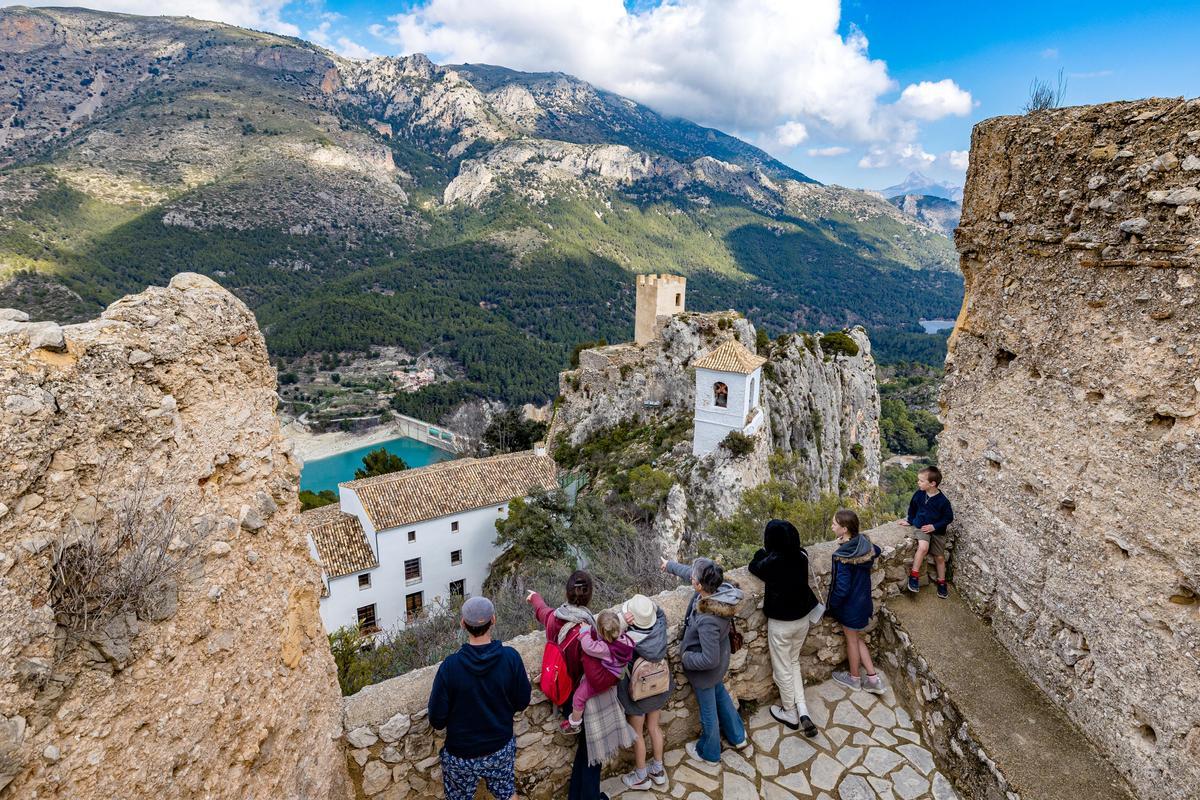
599, 678, 960, 800
889, 589, 1135, 800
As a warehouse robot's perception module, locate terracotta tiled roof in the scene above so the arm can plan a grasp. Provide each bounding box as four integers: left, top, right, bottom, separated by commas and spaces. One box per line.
692, 340, 768, 374
302, 505, 377, 579
341, 451, 559, 532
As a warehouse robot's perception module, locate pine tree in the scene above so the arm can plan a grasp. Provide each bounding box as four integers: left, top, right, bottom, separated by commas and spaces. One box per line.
354, 448, 409, 480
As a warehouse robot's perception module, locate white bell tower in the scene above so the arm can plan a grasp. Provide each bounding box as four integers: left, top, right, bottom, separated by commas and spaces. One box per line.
691, 340, 768, 456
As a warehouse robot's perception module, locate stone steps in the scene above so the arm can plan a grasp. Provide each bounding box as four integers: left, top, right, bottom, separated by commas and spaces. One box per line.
887, 587, 1134, 800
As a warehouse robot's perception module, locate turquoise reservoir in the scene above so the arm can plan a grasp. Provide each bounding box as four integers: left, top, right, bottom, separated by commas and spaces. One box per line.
299, 437, 454, 494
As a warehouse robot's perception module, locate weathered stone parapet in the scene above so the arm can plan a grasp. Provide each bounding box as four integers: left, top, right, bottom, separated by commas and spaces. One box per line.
943, 97, 1200, 799
340, 522, 916, 799
0, 274, 349, 798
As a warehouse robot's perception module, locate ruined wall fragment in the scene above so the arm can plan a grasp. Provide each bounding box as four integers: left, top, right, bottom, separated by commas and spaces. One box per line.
943, 97, 1200, 800
0, 274, 349, 798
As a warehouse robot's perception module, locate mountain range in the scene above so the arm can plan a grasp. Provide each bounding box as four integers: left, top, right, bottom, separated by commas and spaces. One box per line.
0, 6, 962, 410
887, 194, 961, 238
880, 172, 963, 202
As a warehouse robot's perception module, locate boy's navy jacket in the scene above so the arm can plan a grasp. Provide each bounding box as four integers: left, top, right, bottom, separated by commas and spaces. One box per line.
827, 539, 882, 630
428, 639, 531, 758
906, 490, 954, 536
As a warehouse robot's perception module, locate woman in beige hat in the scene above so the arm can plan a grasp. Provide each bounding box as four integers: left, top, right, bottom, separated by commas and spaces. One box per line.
615, 593, 673, 790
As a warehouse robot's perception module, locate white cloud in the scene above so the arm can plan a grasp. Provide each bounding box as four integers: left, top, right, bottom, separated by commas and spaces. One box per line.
1041, 48, 1059, 59
30, 0, 301, 36
775, 121, 809, 148
941, 149, 969, 171
858, 142, 935, 170
379, 0, 971, 146
308, 20, 378, 59
893, 79, 973, 121
807, 146, 849, 157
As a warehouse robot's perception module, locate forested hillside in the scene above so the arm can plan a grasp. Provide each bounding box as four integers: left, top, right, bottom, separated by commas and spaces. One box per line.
0, 6, 961, 413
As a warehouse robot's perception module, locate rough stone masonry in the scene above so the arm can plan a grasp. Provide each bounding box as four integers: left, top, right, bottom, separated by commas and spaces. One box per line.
0, 274, 349, 798
942, 97, 1200, 799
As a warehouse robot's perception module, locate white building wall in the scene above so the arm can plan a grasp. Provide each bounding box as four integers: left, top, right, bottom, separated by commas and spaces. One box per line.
692, 366, 762, 456
317, 502, 511, 634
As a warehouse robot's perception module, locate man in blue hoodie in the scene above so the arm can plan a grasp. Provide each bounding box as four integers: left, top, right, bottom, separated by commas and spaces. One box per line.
429, 596, 532, 800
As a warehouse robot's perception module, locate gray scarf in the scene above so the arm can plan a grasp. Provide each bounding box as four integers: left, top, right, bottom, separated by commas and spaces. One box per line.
834, 533, 874, 561
554, 604, 596, 628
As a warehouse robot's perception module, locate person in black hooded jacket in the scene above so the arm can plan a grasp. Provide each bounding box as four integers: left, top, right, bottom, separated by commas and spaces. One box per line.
429, 596, 531, 800
749, 519, 821, 737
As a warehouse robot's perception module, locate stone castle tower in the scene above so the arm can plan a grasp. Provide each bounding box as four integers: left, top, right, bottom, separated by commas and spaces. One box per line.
634, 274, 686, 345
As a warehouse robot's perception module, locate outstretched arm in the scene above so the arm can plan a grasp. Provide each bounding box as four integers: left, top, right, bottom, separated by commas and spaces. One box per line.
665, 559, 692, 582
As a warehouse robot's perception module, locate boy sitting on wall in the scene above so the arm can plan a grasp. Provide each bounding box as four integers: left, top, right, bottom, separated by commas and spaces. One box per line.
899, 466, 954, 598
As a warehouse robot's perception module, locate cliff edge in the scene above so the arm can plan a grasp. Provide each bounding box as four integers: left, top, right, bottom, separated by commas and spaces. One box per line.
0, 274, 349, 798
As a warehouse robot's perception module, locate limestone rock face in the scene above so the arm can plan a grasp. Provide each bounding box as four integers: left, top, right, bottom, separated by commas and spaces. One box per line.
548, 313, 879, 536
0, 274, 349, 798
942, 97, 1200, 800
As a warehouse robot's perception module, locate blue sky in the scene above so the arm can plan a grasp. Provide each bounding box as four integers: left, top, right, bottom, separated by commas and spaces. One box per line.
53, 0, 1200, 189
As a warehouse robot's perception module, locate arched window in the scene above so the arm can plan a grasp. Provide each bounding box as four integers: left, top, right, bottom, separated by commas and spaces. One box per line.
713, 382, 728, 408
749, 376, 757, 406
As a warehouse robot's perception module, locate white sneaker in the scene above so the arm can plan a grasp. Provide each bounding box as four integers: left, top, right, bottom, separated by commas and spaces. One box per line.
862, 674, 887, 695
685, 740, 714, 765
621, 770, 651, 789
648, 767, 669, 787
770, 704, 799, 730
832, 670, 861, 691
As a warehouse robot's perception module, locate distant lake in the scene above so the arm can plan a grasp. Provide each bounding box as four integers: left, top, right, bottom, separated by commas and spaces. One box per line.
300, 437, 453, 494
919, 319, 956, 334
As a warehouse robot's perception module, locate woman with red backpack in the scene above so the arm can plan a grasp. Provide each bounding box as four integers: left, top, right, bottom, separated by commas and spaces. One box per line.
527, 570, 609, 800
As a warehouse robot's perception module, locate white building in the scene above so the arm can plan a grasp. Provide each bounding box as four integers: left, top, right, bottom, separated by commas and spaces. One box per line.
303, 450, 558, 634
691, 339, 768, 456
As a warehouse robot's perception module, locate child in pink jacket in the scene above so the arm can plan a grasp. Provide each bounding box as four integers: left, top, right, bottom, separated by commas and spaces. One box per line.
560, 610, 636, 733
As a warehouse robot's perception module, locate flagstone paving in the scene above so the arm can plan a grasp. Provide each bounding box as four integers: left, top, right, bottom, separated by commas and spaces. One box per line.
599, 678, 961, 800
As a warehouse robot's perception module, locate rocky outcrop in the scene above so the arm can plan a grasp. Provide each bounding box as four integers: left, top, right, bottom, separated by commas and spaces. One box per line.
549, 313, 880, 543
889, 193, 962, 238
0, 274, 348, 798
942, 97, 1200, 800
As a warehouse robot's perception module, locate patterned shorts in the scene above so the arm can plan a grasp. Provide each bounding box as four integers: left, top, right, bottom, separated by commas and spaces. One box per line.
440, 737, 517, 800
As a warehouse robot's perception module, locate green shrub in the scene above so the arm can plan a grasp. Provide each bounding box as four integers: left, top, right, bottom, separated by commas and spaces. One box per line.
721, 431, 756, 458
819, 331, 860, 358
626, 464, 675, 515
299, 489, 337, 510
755, 328, 770, 355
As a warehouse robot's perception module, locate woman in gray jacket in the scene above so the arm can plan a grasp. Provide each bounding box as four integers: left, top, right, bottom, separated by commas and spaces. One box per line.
661, 556, 749, 764
616, 594, 673, 790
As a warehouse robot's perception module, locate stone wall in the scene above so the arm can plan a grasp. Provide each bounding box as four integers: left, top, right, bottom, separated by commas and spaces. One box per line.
942, 97, 1200, 800
0, 274, 349, 798
338, 523, 916, 799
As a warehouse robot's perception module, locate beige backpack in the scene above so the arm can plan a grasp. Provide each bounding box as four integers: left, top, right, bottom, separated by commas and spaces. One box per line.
627, 656, 670, 702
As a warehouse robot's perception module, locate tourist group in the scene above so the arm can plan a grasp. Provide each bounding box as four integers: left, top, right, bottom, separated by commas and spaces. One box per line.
426, 466, 953, 799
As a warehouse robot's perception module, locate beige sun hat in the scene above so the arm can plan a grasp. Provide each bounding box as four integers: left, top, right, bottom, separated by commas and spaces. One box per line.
622, 594, 656, 629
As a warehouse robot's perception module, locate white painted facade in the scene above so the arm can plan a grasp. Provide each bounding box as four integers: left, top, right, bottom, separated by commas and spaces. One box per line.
692, 364, 764, 456
316, 494, 511, 634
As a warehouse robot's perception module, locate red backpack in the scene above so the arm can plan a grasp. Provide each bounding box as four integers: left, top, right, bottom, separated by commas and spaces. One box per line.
539, 621, 582, 706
